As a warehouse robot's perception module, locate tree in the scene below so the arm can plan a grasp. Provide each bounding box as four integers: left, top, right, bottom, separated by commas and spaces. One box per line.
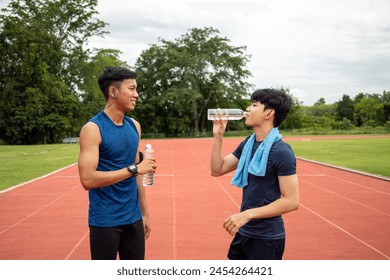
79, 49, 130, 124
314, 97, 326, 105
335, 94, 354, 121
0, 0, 107, 144
134, 27, 252, 136
353, 93, 365, 104
279, 88, 303, 130
354, 97, 384, 127
380, 91, 390, 122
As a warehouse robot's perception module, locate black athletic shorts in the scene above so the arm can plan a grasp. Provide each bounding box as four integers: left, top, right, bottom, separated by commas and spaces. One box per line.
89, 219, 145, 260
227, 232, 285, 260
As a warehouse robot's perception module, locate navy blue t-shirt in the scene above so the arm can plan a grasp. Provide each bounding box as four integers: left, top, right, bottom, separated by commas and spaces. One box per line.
232, 136, 296, 239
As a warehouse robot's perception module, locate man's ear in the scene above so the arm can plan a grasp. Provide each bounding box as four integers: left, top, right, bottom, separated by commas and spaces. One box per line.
266, 109, 275, 118
109, 86, 117, 99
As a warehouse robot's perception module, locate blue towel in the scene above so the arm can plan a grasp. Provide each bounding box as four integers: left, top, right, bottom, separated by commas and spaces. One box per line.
231, 127, 282, 188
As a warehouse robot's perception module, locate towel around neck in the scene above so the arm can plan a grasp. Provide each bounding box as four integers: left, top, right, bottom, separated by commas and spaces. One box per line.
231, 127, 282, 188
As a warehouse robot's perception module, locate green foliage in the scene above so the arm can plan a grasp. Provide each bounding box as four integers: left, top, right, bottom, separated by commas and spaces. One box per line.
0, 0, 106, 144
134, 27, 253, 137
331, 118, 354, 130
80, 49, 130, 124
314, 97, 326, 105
335, 94, 354, 121
280, 89, 303, 130
354, 97, 385, 127
296, 91, 389, 132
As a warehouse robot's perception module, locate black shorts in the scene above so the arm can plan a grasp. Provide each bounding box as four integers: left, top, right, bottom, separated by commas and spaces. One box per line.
89, 219, 145, 260
227, 232, 285, 260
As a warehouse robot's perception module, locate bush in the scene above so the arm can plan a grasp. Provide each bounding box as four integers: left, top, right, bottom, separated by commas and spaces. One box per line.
384, 121, 390, 131
331, 118, 354, 130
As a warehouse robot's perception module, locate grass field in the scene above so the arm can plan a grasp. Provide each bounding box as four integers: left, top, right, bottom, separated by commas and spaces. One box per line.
0, 136, 389, 191
0, 144, 79, 191
287, 138, 390, 178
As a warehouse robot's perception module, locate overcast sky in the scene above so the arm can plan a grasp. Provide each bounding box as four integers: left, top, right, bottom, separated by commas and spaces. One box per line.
1, 0, 389, 105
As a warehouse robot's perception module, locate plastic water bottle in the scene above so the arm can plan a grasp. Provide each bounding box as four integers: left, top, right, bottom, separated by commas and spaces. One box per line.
142, 144, 155, 186
207, 108, 246, 120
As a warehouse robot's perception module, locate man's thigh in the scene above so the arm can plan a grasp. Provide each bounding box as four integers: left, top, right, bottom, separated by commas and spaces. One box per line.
89, 226, 121, 260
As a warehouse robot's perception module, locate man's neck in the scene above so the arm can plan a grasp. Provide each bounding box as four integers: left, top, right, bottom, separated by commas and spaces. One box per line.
253, 125, 274, 142
104, 107, 125, 125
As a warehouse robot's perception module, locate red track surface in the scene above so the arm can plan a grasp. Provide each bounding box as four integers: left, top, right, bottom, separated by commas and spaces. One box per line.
0, 137, 389, 260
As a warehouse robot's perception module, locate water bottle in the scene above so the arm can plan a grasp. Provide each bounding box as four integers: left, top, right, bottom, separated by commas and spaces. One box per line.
142, 144, 155, 186
207, 108, 246, 120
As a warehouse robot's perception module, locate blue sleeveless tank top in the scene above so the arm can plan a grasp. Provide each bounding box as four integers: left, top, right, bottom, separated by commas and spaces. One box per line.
88, 111, 141, 227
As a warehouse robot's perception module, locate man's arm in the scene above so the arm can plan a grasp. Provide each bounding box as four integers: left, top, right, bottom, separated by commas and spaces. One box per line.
137, 174, 151, 239
210, 119, 239, 176
133, 119, 152, 240
223, 174, 299, 236
78, 122, 135, 190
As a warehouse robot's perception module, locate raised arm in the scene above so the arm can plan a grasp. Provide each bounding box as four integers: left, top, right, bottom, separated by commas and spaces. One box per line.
210, 119, 239, 176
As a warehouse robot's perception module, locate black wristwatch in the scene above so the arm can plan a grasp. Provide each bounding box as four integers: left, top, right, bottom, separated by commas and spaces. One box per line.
127, 164, 138, 177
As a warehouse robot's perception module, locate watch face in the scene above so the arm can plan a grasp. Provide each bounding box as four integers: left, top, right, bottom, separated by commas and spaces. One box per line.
128, 164, 138, 175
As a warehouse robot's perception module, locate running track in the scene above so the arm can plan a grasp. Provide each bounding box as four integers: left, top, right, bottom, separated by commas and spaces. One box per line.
0, 137, 389, 260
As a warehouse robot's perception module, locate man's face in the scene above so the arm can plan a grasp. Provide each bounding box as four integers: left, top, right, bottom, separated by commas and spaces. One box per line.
244, 100, 273, 127
117, 79, 138, 111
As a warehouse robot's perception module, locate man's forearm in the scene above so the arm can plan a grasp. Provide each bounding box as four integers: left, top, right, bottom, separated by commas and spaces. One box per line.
210, 135, 224, 176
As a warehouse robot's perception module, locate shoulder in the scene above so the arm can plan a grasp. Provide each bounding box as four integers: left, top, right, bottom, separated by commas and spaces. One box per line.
80, 121, 99, 135
272, 140, 293, 152
79, 121, 101, 146
266, 140, 297, 177
270, 140, 296, 169
125, 116, 141, 137
129, 117, 140, 129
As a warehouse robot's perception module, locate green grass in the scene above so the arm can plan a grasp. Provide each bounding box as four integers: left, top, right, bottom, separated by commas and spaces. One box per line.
288, 138, 390, 177
0, 144, 79, 191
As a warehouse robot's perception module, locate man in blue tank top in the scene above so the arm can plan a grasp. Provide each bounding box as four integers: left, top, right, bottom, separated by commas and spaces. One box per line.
210, 88, 299, 260
78, 67, 157, 260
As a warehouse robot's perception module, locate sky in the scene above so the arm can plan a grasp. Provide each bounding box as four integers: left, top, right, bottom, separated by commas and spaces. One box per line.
1, 0, 390, 105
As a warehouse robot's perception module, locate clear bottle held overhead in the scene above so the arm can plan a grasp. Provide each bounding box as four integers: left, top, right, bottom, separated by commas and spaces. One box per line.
142, 144, 155, 187
207, 108, 246, 120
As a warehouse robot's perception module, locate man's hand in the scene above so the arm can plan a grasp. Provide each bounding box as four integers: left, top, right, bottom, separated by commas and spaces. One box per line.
137, 158, 157, 176
212, 117, 228, 138
143, 215, 151, 240
223, 211, 251, 236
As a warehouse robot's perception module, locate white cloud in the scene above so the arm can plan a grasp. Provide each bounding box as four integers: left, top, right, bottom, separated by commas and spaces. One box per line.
1, 0, 389, 105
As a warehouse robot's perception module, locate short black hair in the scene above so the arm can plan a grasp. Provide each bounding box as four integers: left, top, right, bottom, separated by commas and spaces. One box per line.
250, 88, 292, 127
98, 66, 137, 100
